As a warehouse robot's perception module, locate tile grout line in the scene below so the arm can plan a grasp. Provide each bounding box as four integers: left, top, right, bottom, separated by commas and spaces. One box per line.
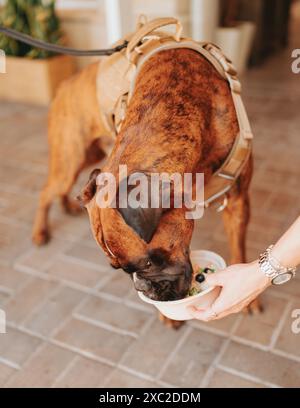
20, 283, 62, 327
264, 288, 300, 303
37, 246, 76, 273
0, 272, 44, 310
94, 274, 119, 292
6, 321, 47, 341
4, 341, 49, 387
199, 314, 243, 388
11, 313, 299, 388
14, 262, 153, 314
73, 313, 138, 339
188, 321, 231, 338
27, 300, 151, 377
183, 312, 300, 360
15, 262, 104, 293
230, 335, 269, 352
139, 314, 157, 336
59, 252, 112, 273
0, 286, 13, 296
216, 364, 281, 388
0, 356, 20, 371
0, 182, 39, 197
116, 364, 156, 384
4, 317, 116, 378
155, 379, 176, 388
114, 315, 158, 375
0, 266, 35, 307
5, 276, 300, 369
0, 217, 82, 246
0, 160, 47, 175
59, 252, 112, 272
199, 339, 230, 388
156, 326, 193, 382
101, 315, 157, 387
272, 348, 300, 364
0, 215, 33, 229
49, 338, 117, 369
269, 300, 293, 349
50, 355, 80, 388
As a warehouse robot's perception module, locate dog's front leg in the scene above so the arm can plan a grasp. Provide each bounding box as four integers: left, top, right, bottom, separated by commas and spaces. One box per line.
159, 313, 184, 330
222, 189, 250, 265
222, 157, 263, 314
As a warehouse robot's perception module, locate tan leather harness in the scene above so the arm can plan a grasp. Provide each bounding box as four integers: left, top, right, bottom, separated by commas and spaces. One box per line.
96, 17, 253, 210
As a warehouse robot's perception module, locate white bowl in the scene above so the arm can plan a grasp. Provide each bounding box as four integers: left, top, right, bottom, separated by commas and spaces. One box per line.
135, 250, 226, 321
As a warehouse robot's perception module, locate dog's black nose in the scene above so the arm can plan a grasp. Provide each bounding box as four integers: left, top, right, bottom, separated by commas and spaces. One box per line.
122, 263, 138, 273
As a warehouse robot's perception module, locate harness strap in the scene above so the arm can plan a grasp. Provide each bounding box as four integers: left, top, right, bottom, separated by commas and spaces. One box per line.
200, 44, 253, 207
96, 17, 253, 209
126, 17, 183, 60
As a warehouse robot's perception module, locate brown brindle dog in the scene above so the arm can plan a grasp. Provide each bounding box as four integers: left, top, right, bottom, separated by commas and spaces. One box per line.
32, 48, 261, 329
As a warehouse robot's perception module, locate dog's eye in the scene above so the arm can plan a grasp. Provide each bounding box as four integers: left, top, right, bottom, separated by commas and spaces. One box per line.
146, 260, 152, 268
123, 263, 137, 273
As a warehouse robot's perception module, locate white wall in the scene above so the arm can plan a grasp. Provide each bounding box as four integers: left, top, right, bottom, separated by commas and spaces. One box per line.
1, 0, 221, 67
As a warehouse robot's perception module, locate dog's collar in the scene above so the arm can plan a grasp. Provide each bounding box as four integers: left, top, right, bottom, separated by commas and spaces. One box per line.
96, 17, 253, 209
103, 235, 117, 259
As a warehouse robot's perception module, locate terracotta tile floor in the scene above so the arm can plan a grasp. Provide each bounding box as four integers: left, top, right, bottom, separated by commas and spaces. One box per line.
0, 9, 300, 388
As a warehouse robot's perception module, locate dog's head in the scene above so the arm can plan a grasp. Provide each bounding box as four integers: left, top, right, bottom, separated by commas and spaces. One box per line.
78, 169, 194, 301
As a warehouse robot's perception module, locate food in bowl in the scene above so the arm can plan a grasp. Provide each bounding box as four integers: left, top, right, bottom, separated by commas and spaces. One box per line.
135, 250, 226, 321
187, 263, 216, 297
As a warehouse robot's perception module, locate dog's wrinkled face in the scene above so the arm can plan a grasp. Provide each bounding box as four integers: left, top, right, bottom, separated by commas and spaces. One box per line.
78, 169, 194, 301
133, 248, 193, 301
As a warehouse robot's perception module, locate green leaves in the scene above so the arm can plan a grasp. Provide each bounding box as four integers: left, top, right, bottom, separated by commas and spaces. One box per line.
0, 0, 63, 59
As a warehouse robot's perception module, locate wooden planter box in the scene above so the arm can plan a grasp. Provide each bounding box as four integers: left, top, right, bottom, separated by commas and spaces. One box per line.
0, 55, 77, 105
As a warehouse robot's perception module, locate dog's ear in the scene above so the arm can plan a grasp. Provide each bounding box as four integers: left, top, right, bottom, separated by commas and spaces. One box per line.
118, 205, 164, 244
77, 169, 101, 205
116, 174, 166, 243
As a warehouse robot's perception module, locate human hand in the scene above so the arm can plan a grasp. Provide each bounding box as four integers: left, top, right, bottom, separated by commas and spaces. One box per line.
187, 260, 271, 321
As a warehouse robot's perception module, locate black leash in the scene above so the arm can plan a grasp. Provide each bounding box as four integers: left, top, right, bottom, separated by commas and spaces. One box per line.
0, 26, 128, 56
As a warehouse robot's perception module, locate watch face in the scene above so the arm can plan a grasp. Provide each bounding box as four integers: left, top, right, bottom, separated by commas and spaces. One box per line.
272, 272, 293, 285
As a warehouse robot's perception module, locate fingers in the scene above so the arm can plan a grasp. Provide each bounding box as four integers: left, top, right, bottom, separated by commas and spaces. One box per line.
187, 263, 265, 322
187, 293, 256, 322
203, 271, 225, 287
187, 304, 239, 321
187, 286, 233, 321
187, 305, 218, 321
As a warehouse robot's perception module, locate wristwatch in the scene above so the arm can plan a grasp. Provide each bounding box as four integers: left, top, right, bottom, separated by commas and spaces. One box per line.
259, 245, 297, 285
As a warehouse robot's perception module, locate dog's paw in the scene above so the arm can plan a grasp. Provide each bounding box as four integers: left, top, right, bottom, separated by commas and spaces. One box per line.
159, 313, 185, 330
32, 229, 51, 246
243, 297, 264, 315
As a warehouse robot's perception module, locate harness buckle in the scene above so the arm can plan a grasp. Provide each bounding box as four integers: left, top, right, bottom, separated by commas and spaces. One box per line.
204, 195, 229, 213
226, 74, 242, 94
216, 196, 228, 213
218, 171, 236, 181
205, 43, 237, 76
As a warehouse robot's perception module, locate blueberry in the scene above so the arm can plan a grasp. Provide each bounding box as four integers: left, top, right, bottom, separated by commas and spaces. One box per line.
195, 273, 205, 283
203, 267, 214, 274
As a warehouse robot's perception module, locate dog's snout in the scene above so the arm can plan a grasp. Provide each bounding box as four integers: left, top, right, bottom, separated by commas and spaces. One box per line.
134, 274, 152, 292
134, 260, 192, 301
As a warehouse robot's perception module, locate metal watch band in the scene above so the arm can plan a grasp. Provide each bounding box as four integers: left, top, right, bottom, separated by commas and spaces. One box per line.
258, 245, 296, 284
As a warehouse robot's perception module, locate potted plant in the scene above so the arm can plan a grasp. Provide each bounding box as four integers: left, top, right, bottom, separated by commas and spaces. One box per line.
215, 0, 255, 74
0, 0, 76, 105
